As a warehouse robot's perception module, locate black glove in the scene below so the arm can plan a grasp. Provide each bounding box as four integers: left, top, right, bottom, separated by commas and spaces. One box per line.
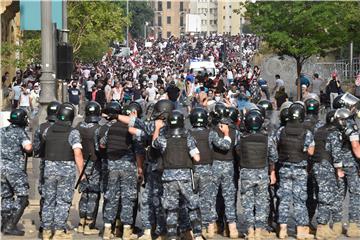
78, 178, 88, 193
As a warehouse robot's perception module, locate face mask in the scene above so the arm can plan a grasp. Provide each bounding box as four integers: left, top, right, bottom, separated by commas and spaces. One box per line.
34, 89, 40, 93
215, 96, 221, 102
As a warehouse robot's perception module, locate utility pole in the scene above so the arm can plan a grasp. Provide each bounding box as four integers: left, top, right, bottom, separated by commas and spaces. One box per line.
62, 0, 68, 43
39, 0, 56, 117
126, 0, 129, 47
350, 41, 354, 79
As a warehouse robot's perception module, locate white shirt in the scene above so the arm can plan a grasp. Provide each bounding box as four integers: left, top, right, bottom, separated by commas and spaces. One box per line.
86, 80, 95, 92
146, 87, 158, 102
276, 79, 285, 87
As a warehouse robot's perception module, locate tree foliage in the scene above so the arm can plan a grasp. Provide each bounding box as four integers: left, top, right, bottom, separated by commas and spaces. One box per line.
68, 1, 128, 61
1, 31, 41, 69
236, 1, 360, 74
117, 1, 154, 39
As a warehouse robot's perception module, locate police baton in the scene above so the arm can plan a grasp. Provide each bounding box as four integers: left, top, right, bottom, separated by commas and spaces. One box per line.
75, 154, 91, 189
190, 168, 196, 191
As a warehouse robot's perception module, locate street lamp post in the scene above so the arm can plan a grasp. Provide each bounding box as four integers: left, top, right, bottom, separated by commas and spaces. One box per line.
144, 21, 149, 40
126, 0, 129, 47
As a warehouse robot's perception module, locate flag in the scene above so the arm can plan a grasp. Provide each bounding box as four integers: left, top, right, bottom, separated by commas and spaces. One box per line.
133, 42, 138, 56
128, 57, 136, 68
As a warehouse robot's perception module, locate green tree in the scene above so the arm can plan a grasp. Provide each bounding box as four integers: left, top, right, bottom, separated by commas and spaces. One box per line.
236, 1, 360, 98
119, 1, 154, 39
68, 1, 128, 61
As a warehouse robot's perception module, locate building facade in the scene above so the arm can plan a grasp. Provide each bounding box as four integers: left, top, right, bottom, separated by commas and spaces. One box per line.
149, 0, 190, 39
149, 0, 246, 38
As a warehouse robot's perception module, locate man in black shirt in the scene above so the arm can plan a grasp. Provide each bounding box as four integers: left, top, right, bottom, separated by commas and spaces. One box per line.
68, 81, 81, 115
166, 81, 180, 109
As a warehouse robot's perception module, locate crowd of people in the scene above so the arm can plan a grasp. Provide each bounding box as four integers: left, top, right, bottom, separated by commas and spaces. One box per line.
2, 33, 360, 240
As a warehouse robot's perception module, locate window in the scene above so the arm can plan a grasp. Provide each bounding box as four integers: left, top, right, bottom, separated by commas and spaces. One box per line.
158, 1, 162, 11
167, 31, 171, 38
158, 32, 162, 39
223, 16, 225, 19
180, 2, 184, 11
167, 1, 171, 9
223, 6, 225, 9
158, 16, 162, 26
214, 20, 217, 25
180, 16, 184, 26
167, 16, 171, 24
229, 5, 232, 8
229, 15, 232, 19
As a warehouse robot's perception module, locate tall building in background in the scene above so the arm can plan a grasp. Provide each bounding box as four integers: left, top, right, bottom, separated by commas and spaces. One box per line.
150, 0, 190, 39
217, 1, 242, 35
149, 0, 245, 39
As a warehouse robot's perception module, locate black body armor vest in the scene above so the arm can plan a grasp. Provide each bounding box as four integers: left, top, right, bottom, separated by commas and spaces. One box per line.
38, 121, 52, 158
313, 125, 332, 163
212, 126, 236, 161
278, 121, 307, 163
78, 123, 99, 161
163, 135, 193, 169
239, 133, 268, 169
191, 129, 213, 165
45, 122, 74, 161
107, 122, 133, 160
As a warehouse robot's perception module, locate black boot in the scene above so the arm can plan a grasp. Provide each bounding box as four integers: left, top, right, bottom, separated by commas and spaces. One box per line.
3, 196, 28, 236
1, 211, 11, 232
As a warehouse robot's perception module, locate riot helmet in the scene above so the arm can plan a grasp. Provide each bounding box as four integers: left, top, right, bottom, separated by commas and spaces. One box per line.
190, 107, 208, 127
333, 92, 360, 110
258, 100, 273, 111
152, 99, 175, 120
122, 101, 143, 117
304, 98, 320, 115
211, 102, 230, 125
244, 109, 264, 132
326, 110, 336, 125
57, 102, 75, 123
228, 107, 240, 123
47, 101, 61, 122
168, 110, 184, 129
8, 109, 28, 127
334, 108, 352, 130
288, 102, 305, 121
104, 101, 122, 115
255, 104, 266, 119
85, 101, 101, 123
279, 101, 293, 125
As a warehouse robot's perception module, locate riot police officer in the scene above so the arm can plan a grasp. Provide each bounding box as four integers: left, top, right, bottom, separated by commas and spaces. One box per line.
77, 101, 102, 235
33, 101, 61, 234
1, 109, 32, 236
312, 110, 339, 240
189, 107, 216, 238
330, 108, 360, 237
152, 110, 203, 240
41, 103, 84, 240
303, 97, 323, 228
209, 103, 240, 239
279, 101, 293, 127
100, 101, 143, 240
238, 109, 277, 240
274, 102, 315, 240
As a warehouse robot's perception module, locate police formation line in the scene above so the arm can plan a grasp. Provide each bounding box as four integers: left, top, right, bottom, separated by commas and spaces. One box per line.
1, 94, 360, 240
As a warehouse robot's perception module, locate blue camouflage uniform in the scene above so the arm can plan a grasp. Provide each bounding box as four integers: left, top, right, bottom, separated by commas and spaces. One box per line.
239, 131, 278, 229
191, 127, 217, 228
313, 124, 345, 225
274, 124, 314, 226
41, 125, 82, 231
77, 122, 102, 223
152, 130, 202, 238
1, 124, 31, 220
129, 117, 166, 235
209, 126, 240, 224
100, 121, 142, 226
329, 128, 360, 224
33, 121, 54, 225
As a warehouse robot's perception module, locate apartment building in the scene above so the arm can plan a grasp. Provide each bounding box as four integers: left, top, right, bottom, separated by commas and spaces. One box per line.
149, 0, 190, 39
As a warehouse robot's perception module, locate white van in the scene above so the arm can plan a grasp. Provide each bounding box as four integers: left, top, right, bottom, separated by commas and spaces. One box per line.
186, 59, 217, 80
